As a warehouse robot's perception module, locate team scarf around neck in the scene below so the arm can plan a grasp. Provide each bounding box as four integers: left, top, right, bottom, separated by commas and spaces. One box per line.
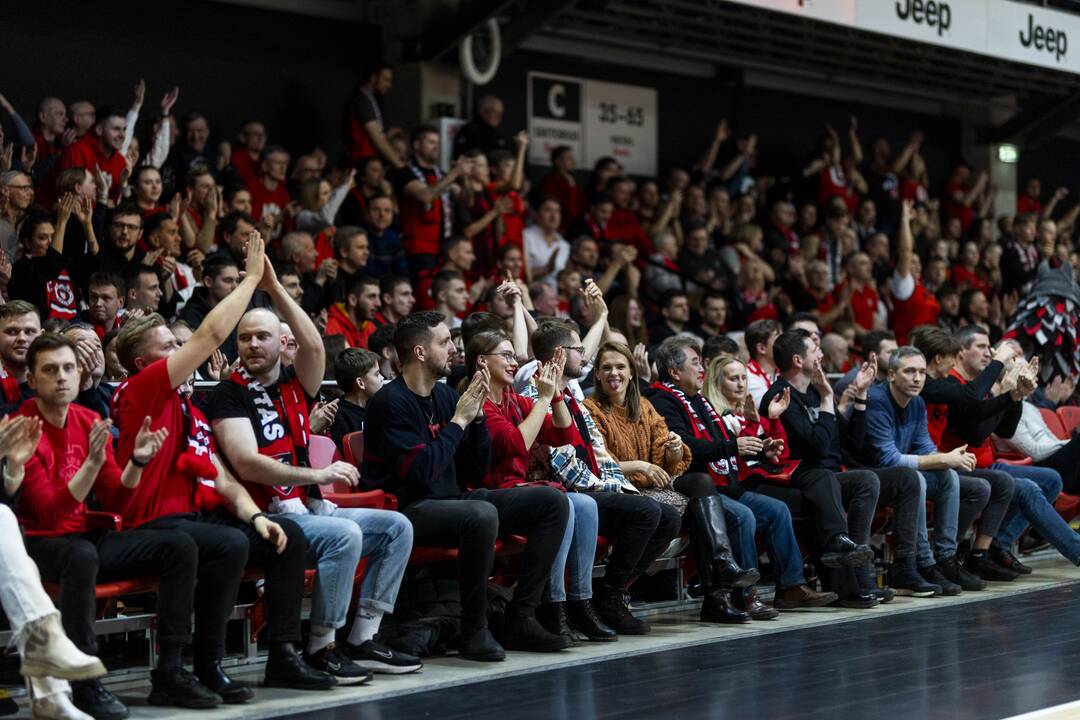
109, 379, 220, 509
649, 382, 738, 484
408, 159, 453, 240
228, 366, 311, 469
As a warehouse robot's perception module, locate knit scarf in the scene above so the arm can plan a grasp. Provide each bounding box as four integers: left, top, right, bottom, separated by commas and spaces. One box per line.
649, 382, 738, 485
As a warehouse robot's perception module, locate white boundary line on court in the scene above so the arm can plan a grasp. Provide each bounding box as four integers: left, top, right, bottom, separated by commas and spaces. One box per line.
1005, 699, 1080, 719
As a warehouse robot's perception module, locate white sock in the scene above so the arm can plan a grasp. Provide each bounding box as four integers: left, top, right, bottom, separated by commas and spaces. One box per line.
307, 624, 335, 654
348, 608, 384, 646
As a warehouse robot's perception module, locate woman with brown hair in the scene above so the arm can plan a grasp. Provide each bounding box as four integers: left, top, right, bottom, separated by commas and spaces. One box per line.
608, 295, 648, 348
584, 341, 758, 624
461, 330, 616, 646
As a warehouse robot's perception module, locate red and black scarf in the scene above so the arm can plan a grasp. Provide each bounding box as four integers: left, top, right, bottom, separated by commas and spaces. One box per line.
228, 367, 312, 501
649, 382, 738, 486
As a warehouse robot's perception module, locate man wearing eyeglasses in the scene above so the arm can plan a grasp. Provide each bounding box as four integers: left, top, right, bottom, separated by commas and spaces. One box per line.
93, 202, 145, 277
0, 170, 35, 256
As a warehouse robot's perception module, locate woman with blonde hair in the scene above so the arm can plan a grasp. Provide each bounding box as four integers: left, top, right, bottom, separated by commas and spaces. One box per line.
585, 342, 759, 625
295, 171, 355, 234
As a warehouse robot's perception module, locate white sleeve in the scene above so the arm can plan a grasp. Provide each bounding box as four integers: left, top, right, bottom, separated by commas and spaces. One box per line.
890, 269, 915, 302
120, 109, 139, 156
747, 373, 767, 409
148, 118, 170, 169
513, 360, 539, 392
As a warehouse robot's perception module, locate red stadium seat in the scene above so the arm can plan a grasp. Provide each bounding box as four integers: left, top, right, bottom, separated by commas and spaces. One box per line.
1041, 408, 1070, 440
341, 431, 364, 467
1057, 406, 1080, 437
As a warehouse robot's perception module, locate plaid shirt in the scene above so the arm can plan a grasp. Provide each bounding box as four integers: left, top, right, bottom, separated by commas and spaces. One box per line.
521, 383, 637, 494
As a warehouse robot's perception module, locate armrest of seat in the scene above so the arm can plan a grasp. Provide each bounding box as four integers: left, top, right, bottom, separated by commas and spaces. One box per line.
323, 489, 388, 509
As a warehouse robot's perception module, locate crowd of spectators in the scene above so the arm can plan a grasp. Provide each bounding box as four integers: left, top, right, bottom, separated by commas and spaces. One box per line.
0, 61, 1078, 720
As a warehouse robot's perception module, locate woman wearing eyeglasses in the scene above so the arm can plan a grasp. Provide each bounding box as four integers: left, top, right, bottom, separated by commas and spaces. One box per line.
460, 329, 616, 647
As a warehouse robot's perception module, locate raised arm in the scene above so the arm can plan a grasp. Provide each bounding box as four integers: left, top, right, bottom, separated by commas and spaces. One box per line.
695, 120, 728, 174
405, 157, 468, 205
262, 255, 324, 396
897, 198, 914, 280
165, 232, 265, 388
579, 279, 609, 366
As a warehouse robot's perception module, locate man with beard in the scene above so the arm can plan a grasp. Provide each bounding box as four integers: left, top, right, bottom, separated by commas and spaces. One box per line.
390, 125, 468, 279
325, 274, 380, 349
94, 204, 145, 277
363, 311, 570, 661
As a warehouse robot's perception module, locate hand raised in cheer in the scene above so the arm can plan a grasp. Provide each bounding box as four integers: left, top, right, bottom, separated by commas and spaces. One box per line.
132, 416, 169, 466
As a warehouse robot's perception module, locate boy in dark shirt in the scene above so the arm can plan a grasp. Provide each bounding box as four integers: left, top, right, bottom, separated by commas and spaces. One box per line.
329, 348, 383, 453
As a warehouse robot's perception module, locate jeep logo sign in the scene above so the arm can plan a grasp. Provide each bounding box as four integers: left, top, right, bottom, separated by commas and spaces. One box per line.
1019, 13, 1068, 62
895, 0, 951, 37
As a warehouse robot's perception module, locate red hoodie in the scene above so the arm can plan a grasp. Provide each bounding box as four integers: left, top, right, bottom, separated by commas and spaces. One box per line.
324, 302, 374, 349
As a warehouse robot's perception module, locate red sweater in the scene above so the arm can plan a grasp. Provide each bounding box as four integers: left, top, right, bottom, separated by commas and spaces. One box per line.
481, 393, 576, 489
15, 400, 123, 536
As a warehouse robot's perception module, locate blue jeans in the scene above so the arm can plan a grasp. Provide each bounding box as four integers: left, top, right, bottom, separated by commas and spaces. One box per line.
544, 493, 599, 602
991, 463, 1080, 564
915, 469, 961, 566
290, 507, 414, 627
721, 491, 805, 589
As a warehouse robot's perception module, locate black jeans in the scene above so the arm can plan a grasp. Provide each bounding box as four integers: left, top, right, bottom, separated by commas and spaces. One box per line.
962, 469, 1015, 539
1039, 434, 1080, 495
26, 528, 198, 656
789, 467, 852, 542
865, 466, 922, 559
591, 491, 680, 589
836, 470, 881, 546
403, 486, 569, 632
139, 510, 308, 659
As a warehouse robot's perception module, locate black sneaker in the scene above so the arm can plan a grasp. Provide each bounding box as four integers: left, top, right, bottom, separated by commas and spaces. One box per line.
989, 545, 1033, 575
920, 563, 961, 595
148, 667, 222, 709
1019, 531, 1050, 554
965, 551, 1020, 582
937, 554, 986, 591
72, 679, 130, 720
887, 558, 938, 597
341, 640, 423, 675
303, 644, 372, 686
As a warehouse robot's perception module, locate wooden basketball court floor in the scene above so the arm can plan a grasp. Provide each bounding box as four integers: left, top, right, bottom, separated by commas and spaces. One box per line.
13, 552, 1080, 720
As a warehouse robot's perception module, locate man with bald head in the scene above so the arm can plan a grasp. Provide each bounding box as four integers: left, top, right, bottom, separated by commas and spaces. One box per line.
205, 262, 419, 681
33, 97, 72, 183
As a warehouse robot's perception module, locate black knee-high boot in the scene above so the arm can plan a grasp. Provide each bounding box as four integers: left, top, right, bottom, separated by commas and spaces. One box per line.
687, 496, 759, 623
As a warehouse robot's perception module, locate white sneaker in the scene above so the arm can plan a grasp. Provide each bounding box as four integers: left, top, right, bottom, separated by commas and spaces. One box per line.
19, 614, 107, 681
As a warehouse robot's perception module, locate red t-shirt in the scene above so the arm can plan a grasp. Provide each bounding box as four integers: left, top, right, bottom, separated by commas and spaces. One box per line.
899, 179, 928, 204
392, 165, 448, 256
15, 400, 123, 536
537, 173, 587, 231
230, 148, 260, 186
54, 134, 126, 205
950, 264, 992, 295
819, 165, 858, 214
835, 282, 878, 331
607, 207, 652, 256
488, 183, 525, 250
107, 358, 213, 526
890, 282, 940, 345
246, 177, 291, 223
945, 180, 975, 232
481, 393, 575, 490
1017, 195, 1041, 214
